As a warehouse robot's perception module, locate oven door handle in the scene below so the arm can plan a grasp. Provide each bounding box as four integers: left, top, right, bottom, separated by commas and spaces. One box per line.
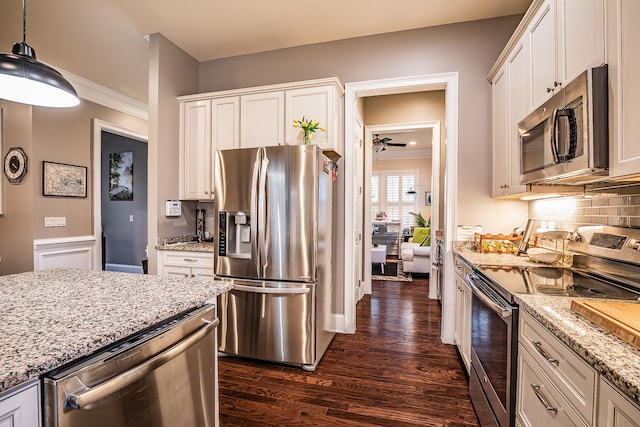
67, 317, 219, 410
468, 275, 512, 318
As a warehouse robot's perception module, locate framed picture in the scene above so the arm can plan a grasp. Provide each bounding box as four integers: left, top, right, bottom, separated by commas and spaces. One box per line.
109, 151, 133, 201
43, 161, 87, 198
425, 191, 432, 206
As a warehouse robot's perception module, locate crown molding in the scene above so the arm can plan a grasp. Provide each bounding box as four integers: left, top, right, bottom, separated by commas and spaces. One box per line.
57, 67, 148, 121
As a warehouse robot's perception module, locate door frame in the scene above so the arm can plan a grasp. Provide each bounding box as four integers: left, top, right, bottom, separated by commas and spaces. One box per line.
92, 119, 148, 270
343, 73, 459, 344
362, 121, 440, 300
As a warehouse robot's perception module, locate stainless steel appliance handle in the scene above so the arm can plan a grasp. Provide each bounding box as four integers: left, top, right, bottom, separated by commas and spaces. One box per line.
257, 147, 269, 276
250, 151, 261, 275
532, 341, 560, 366
67, 317, 220, 410
530, 384, 558, 414
468, 274, 512, 318
232, 284, 310, 294
550, 108, 560, 163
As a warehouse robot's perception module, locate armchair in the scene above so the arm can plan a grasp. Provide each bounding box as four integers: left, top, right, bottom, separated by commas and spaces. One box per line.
400, 227, 431, 274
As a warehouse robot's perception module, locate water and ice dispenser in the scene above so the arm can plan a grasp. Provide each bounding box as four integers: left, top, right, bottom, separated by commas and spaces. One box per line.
218, 212, 252, 258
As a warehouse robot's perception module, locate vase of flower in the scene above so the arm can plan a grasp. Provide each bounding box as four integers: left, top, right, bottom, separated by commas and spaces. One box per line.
293, 116, 325, 145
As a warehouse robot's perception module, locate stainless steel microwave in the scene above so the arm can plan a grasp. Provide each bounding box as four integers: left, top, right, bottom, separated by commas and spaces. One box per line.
518, 65, 608, 185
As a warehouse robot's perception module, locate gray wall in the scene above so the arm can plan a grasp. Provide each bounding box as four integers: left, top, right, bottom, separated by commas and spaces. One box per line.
146, 33, 200, 274
199, 16, 529, 233
0, 99, 147, 276
101, 131, 148, 266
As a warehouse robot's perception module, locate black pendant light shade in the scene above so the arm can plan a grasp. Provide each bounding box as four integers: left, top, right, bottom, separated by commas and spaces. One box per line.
0, 1, 79, 108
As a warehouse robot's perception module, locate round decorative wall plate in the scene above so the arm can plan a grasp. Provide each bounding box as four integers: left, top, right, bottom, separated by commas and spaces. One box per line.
4, 147, 29, 184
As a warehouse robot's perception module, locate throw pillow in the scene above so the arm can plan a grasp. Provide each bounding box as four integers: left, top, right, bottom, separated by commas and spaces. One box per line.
420, 228, 431, 246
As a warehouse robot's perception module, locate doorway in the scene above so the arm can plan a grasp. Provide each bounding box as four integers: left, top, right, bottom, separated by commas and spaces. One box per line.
343, 73, 458, 345
92, 119, 148, 273
362, 121, 439, 300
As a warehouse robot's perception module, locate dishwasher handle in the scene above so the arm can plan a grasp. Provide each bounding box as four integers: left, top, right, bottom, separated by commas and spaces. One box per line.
232, 284, 310, 295
68, 317, 219, 410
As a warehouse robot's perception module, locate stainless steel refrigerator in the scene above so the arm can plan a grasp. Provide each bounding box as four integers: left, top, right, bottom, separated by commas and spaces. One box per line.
214, 145, 335, 371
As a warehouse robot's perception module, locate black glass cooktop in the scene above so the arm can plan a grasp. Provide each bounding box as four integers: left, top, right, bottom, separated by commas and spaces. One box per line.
476, 265, 640, 301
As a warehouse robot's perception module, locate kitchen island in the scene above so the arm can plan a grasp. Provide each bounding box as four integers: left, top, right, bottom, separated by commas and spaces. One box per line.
0, 268, 232, 393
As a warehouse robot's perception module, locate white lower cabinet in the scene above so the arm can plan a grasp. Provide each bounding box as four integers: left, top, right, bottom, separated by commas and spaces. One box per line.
0, 381, 40, 427
453, 270, 471, 371
517, 312, 596, 426
517, 348, 588, 427
157, 250, 214, 279
598, 379, 640, 427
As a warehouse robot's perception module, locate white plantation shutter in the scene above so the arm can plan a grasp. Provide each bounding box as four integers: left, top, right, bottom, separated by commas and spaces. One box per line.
372, 170, 419, 230
371, 174, 380, 215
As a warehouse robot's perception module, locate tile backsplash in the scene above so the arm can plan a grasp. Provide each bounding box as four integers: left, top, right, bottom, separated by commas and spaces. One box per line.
529, 185, 640, 230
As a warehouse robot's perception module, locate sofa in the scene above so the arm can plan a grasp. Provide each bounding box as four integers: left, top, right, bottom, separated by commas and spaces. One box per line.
400, 227, 431, 274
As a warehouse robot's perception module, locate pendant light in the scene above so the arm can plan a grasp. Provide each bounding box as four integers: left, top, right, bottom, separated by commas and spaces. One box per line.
0, 0, 79, 107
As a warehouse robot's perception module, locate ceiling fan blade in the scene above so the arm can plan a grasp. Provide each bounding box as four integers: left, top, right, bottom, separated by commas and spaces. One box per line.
379, 137, 392, 143
385, 142, 407, 147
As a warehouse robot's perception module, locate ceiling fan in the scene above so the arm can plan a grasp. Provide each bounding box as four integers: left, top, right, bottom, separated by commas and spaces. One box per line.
372, 134, 407, 152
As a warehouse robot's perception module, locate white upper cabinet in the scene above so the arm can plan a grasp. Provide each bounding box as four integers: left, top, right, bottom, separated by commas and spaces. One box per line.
492, 66, 510, 197
178, 78, 344, 200
285, 84, 343, 156
240, 92, 285, 149
529, 0, 558, 109
180, 99, 213, 200
607, 0, 640, 179
492, 38, 530, 198
212, 97, 240, 151
559, 0, 605, 85
528, 0, 605, 109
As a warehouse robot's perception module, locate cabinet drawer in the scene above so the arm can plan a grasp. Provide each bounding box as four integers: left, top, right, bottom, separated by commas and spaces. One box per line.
517, 347, 588, 427
520, 312, 596, 425
161, 251, 214, 268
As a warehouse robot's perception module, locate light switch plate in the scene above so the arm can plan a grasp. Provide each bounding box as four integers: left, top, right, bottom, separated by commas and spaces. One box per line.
44, 217, 66, 227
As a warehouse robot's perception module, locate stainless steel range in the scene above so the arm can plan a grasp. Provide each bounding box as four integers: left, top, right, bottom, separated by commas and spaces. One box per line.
466, 225, 640, 427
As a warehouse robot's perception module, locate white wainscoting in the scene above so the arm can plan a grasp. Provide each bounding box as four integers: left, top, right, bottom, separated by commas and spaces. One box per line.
33, 235, 97, 271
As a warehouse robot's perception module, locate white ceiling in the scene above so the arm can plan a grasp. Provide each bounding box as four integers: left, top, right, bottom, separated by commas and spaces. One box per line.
0, 0, 532, 103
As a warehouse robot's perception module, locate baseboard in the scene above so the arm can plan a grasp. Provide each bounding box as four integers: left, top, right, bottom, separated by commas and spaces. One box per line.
105, 263, 144, 274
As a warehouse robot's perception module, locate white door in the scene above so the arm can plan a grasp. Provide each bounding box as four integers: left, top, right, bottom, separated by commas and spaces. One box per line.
353, 111, 365, 301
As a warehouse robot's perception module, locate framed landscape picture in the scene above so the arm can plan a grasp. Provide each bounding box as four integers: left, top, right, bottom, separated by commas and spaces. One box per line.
43, 161, 87, 198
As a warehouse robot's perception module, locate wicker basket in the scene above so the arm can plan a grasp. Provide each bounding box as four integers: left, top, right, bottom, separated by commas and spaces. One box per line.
474, 233, 522, 254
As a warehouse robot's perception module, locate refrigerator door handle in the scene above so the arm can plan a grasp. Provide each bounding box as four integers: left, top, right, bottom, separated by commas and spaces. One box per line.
257, 147, 269, 276
232, 284, 310, 295
250, 151, 261, 276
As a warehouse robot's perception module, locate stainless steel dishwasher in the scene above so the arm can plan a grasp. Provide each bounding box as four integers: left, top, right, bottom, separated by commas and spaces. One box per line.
43, 304, 219, 427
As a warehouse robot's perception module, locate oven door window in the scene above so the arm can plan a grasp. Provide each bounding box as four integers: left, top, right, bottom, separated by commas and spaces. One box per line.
471, 293, 510, 409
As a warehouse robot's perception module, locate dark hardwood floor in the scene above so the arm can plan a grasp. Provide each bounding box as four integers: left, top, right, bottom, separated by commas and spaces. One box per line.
218, 277, 480, 426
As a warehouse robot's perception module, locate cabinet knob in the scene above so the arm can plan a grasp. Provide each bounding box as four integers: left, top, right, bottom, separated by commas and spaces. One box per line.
553, 81, 561, 88
546, 87, 554, 93
205, 190, 209, 195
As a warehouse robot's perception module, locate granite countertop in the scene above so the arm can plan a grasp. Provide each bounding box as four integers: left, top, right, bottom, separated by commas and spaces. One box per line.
453, 244, 640, 406
156, 241, 214, 252
0, 268, 232, 394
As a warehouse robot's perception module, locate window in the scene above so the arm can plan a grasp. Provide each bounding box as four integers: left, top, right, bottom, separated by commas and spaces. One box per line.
371, 171, 417, 229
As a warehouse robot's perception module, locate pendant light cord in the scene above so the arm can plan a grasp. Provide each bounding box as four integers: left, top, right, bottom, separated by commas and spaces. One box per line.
22, 0, 27, 43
